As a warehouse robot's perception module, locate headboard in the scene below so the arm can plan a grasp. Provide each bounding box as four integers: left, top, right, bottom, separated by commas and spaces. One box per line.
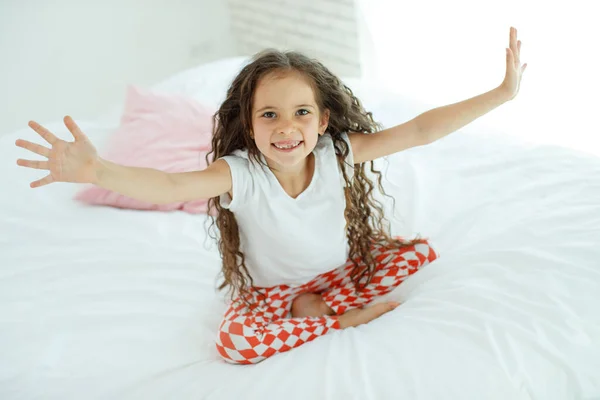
226, 0, 361, 78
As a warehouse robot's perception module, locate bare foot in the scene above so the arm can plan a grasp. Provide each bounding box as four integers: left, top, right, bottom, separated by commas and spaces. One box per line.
291, 293, 335, 318
337, 302, 400, 329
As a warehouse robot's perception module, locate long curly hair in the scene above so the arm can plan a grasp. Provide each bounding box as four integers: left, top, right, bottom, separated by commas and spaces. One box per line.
205, 49, 424, 305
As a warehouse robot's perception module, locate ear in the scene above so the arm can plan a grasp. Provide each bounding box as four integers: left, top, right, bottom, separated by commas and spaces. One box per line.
319, 109, 330, 135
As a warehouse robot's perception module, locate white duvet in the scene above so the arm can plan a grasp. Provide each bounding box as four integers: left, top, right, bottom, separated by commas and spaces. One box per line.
1, 58, 600, 400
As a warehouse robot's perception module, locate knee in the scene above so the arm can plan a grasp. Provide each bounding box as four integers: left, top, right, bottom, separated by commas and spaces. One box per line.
216, 341, 260, 365
215, 321, 267, 365
391, 238, 438, 269
412, 239, 439, 264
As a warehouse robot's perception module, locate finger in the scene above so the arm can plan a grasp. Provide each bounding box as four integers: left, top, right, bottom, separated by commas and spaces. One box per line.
64, 115, 87, 142
30, 175, 55, 188
510, 29, 519, 65
28, 120, 59, 145
16, 159, 50, 170
15, 139, 51, 157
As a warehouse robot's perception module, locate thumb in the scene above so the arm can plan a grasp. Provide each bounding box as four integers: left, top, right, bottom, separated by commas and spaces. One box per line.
506, 48, 512, 63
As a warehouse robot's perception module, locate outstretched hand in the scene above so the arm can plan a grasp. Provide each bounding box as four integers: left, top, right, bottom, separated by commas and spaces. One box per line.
15, 116, 99, 188
501, 26, 528, 101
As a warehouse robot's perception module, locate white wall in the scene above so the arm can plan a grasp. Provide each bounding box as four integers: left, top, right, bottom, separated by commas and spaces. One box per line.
0, 0, 237, 136
1, 0, 367, 138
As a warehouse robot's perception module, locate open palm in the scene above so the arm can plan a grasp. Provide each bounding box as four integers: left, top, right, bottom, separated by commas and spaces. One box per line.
501, 26, 528, 101
15, 116, 99, 188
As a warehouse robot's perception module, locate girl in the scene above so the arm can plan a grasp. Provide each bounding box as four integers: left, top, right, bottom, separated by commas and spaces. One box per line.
15, 27, 525, 365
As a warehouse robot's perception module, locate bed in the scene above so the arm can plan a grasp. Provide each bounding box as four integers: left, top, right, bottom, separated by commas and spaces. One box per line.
2, 57, 600, 400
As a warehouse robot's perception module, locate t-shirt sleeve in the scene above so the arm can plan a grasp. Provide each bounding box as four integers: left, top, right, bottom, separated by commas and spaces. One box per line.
219, 154, 250, 212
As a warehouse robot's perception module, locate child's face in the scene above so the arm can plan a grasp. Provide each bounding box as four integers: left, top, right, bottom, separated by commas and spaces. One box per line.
251, 71, 329, 170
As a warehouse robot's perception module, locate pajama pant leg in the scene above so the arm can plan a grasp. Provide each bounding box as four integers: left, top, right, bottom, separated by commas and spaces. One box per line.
215, 238, 438, 364
317, 238, 439, 314
215, 285, 341, 364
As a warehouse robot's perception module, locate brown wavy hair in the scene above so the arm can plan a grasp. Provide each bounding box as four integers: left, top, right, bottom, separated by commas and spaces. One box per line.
205, 49, 424, 306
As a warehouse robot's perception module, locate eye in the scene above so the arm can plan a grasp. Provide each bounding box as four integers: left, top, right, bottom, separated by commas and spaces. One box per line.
261, 110, 309, 118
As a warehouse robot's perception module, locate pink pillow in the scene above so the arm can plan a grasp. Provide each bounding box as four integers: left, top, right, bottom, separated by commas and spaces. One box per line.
74, 85, 214, 214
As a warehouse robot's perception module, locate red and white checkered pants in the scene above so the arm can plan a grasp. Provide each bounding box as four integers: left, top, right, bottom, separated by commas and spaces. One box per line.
216, 239, 438, 364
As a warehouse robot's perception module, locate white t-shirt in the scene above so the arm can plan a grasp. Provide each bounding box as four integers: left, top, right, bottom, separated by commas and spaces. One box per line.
220, 133, 354, 288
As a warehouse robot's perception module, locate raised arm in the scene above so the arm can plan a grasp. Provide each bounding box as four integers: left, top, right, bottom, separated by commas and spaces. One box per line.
168, 159, 232, 203
349, 86, 510, 164
349, 26, 525, 164
15, 116, 232, 204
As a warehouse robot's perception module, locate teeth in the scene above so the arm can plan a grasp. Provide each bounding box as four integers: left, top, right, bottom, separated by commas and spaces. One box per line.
274, 141, 300, 149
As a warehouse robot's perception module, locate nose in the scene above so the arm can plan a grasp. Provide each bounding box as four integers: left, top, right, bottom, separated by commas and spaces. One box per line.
276, 118, 296, 135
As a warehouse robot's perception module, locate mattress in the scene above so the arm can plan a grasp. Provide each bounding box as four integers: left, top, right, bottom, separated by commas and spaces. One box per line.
2, 57, 600, 400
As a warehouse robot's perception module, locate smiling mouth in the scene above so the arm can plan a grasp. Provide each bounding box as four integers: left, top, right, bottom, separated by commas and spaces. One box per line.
272, 140, 303, 150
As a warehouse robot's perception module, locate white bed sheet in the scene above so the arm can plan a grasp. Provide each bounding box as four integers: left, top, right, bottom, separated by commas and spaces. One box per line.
2, 58, 600, 400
